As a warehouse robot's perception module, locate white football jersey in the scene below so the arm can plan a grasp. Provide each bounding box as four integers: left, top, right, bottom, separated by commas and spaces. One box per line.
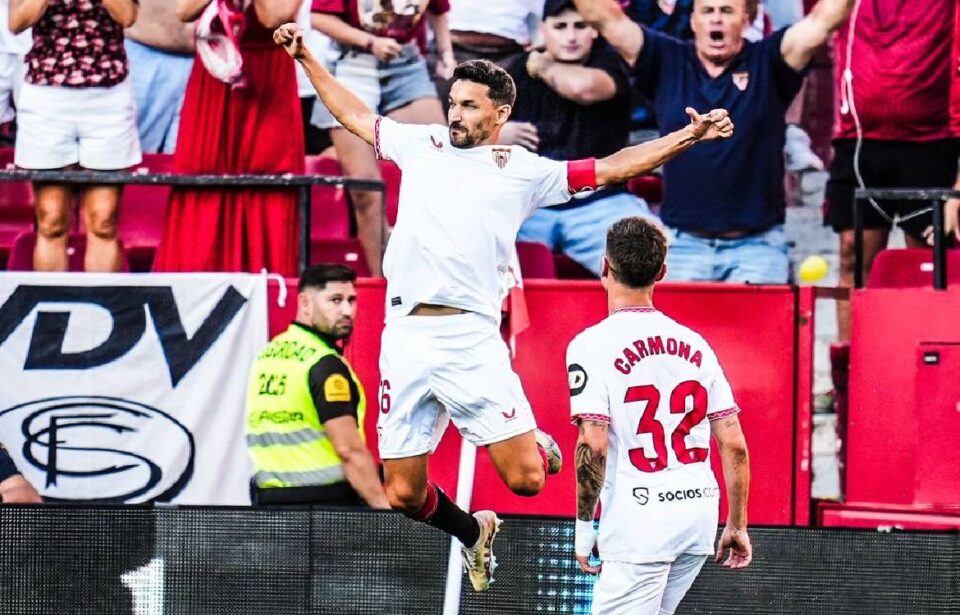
567, 307, 740, 563
375, 117, 574, 322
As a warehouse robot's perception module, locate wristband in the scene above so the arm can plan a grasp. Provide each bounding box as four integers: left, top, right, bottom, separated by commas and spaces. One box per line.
574, 519, 598, 557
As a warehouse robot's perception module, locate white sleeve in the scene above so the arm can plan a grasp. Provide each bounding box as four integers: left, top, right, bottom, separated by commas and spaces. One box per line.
374, 116, 427, 167
706, 356, 739, 422
529, 155, 573, 212
567, 335, 610, 425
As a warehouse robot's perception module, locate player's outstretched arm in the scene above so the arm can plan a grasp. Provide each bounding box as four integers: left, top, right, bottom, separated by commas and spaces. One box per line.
711, 415, 752, 569
572, 0, 644, 67
274, 23, 377, 146
594, 107, 733, 187
780, 0, 855, 71
574, 419, 608, 575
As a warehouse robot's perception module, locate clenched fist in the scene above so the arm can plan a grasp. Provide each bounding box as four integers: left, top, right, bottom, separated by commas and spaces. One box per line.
686, 107, 734, 142
274, 22, 306, 60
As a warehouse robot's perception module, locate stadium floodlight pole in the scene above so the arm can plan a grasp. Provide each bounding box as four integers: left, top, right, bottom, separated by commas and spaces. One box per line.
442, 440, 478, 615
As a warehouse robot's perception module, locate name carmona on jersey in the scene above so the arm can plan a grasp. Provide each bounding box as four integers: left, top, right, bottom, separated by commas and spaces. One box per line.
613, 335, 703, 374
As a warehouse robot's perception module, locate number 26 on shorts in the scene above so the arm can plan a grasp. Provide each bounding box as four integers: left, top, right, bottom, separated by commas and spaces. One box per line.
625, 381, 708, 472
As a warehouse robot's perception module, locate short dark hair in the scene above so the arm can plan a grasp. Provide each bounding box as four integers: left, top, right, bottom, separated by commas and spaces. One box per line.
298, 263, 357, 292
605, 217, 668, 289
452, 60, 517, 107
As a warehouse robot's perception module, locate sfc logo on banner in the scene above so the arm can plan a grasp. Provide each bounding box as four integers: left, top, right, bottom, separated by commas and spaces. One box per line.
0, 396, 194, 502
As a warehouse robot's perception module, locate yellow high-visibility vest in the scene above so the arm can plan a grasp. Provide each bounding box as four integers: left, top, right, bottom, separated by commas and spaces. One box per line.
246, 324, 366, 489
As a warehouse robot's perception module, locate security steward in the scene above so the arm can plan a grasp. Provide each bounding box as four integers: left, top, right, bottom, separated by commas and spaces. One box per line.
0, 442, 42, 503
246, 264, 389, 508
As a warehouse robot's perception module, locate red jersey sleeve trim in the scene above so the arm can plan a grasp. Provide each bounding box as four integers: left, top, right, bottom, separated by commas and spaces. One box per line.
567, 158, 598, 194
571, 413, 611, 426
374, 116, 385, 160
708, 406, 741, 421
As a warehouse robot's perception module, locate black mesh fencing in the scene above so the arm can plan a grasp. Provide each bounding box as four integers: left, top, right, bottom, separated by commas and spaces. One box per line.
1, 506, 957, 615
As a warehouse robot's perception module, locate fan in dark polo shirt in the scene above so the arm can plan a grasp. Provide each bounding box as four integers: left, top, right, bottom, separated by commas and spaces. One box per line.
501, 0, 660, 277
574, 0, 855, 284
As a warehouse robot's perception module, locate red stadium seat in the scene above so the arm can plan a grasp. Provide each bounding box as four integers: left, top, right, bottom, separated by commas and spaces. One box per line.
378, 160, 401, 226
867, 248, 960, 288
627, 175, 663, 205
118, 153, 174, 271
7, 231, 131, 272
516, 241, 556, 279
0, 147, 35, 269
305, 156, 351, 240
310, 238, 370, 277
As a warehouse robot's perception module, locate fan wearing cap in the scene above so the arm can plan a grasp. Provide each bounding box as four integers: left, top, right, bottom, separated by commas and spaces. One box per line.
501, 0, 659, 277
574, 0, 855, 285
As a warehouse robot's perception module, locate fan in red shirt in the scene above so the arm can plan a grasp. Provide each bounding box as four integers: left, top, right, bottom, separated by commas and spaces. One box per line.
824, 0, 958, 340
310, 0, 453, 277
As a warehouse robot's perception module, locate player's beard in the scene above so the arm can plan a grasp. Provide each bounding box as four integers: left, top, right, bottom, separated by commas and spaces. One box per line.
449, 122, 489, 148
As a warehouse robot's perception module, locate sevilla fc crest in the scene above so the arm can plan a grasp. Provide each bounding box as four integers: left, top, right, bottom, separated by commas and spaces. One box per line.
732, 71, 749, 91
492, 148, 511, 169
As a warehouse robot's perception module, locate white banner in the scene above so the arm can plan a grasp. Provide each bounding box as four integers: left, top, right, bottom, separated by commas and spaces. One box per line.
0, 273, 268, 505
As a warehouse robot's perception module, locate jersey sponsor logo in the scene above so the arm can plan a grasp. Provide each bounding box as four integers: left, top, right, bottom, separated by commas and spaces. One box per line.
501, 407, 517, 421
492, 147, 511, 169
568, 363, 588, 396
430, 135, 444, 151
633, 486, 650, 505
732, 71, 749, 91
324, 374, 351, 402
657, 486, 721, 503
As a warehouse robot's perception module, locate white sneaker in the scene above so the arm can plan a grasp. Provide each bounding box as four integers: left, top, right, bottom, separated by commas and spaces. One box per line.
461, 510, 502, 592
535, 429, 562, 475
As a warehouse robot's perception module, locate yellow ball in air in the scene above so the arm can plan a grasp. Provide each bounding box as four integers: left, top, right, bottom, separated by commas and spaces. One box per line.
798, 255, 829, 284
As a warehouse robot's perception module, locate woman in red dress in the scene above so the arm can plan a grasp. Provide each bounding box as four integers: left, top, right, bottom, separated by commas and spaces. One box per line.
154, 0, 304, 276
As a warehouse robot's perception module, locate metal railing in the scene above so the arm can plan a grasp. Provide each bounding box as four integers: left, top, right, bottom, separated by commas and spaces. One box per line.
854, 188, 957, 289
0, 169, 386, 274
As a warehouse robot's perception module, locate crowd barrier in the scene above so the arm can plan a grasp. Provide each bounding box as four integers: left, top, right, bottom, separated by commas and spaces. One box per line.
1, 505, 957, 615
0, 169, 386, 274
269, 280, 815, 526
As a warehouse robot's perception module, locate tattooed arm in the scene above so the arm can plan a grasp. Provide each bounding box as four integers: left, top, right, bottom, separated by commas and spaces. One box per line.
574, 419, 608, 574
711, 415, 752, 569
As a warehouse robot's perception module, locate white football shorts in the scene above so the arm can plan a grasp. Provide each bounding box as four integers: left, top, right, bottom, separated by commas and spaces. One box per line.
377, 312, 537, 458
591, 554, 708, 615
15, 78, 142, 170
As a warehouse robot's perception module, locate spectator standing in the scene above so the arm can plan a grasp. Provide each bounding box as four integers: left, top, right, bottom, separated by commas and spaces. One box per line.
11, 0, 140, 272
0, 0, 30, 133
125, 0, 195, 155
435, 0, 541, 106
504, 0, 656, 276
311, 0, 453, 277
153, 0, 304, 277
247, 264, 390, 507
0, 442, 41, 503
295, 0, 333, 155
576, 0, 854, 284
825, 0, 957, 339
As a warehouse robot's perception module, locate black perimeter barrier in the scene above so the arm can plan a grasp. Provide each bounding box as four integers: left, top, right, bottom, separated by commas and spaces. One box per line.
854, 188, 958, 289
0, 169, 387, 275
0, 506, 957, 615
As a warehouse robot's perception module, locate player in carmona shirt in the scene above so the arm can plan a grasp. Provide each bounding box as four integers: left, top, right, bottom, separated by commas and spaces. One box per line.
275, 21, 733, 592
569, 217, 750, 614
